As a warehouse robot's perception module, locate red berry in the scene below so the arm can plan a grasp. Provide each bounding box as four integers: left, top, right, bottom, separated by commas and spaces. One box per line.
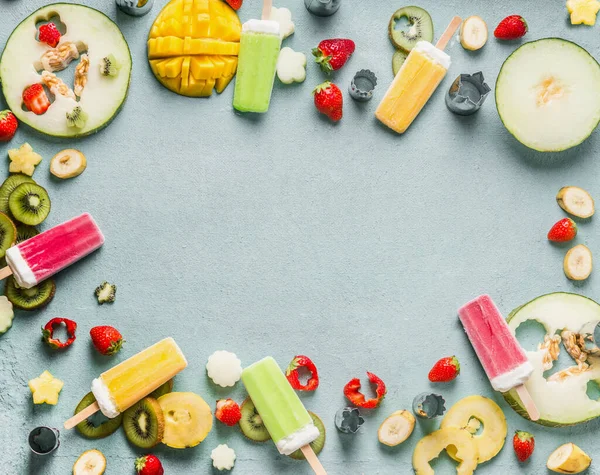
42, 318, 77, 350
89, 326, 124, 356
215, 399, 242, 426
0, 110, 18, 142
547, 218, 577, 242
38, 23, 61, 48
225, 0, 242, 9
428, 356, 460, 383
343, 372, 386, 409
313, 38, 356, 72
135, 454, 164, 475
313, 81, 343, 122
286, 355, 319, 391
494, 15, 528, 40
22, 84, 51, 115
513, 431, 535, 462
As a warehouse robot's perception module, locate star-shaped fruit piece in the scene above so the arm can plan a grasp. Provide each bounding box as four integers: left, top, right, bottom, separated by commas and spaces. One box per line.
29, 370, 64, 405
567, 0, 600, 25
8, 143, 42, 176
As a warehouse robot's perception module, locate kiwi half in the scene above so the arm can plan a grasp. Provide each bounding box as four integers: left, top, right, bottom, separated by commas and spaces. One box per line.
123, 397, 164, 449
15, 224, 39, 244
8, 183, 50, 226
75, 392, 123, 439
388, 6, 434, 52
240, 397, 271, 442
5, 276, 55, 310
0, 174, 35, 216
0, 212, 16, 258
289, 412, 326, 460
392, 49, 408, 76
149, 379, 174, 399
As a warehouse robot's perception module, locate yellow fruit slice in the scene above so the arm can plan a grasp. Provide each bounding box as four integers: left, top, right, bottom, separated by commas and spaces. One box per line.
8, 143, 43, 176
564, 244, 593, 281
158, 392, 213, 448
378, 410, 415, 447
567, 0, 600, 25
50, 149, 87, 179
413, 427, 478, 475
557, 186, 595, 218
548, 443, 591, 473
460, 16, 488, 51
215, 74, 234, 94
29, 370, 64, 405
440, 395, 507, 463
73, 449, 106, 475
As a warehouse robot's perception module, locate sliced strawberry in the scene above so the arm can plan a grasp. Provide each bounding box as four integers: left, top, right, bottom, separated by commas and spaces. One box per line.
343, 372, 386, 409
39, 23, 61, 48
42, 318, 77, 349
22, 84, 51, 115
286, 355, 319, 391
225, 0, 242, 10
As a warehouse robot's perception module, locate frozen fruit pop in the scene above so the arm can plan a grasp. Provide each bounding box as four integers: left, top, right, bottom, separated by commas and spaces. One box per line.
232, 0, 281, 113
65, 338, 188, 428
376, 17, 462, 133
3, 213, 104, 289
459, 295, 539, 420
242, 357, 319, 454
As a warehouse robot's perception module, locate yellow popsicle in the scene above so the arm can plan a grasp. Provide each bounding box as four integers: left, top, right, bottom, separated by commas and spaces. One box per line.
376, 41, 450, 134
92, 337, 187, 417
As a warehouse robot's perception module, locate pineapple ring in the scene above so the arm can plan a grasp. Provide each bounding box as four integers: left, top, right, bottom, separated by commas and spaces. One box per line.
412, 427, 478, 475
440, 395, 507, 463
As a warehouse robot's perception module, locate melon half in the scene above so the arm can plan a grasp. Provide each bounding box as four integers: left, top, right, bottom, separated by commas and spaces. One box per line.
0, 4, 131, 138
496, 38, 600, 152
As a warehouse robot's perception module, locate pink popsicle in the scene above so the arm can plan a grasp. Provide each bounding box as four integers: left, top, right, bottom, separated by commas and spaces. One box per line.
4, 213, 104, 288
458, 295, 533, 393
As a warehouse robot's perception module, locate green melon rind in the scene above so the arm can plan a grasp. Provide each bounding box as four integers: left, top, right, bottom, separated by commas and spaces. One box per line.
0, 3, 132, 138
504, 292, 600, 426
496, 38, 600, 153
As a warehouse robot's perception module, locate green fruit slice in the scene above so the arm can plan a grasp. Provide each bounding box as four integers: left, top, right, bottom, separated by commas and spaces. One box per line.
123, 397, 164, 448
0, 4, 131, 138
388, 6, 433, 52
239, 397, 271, 442
496, 38, 600, 152
504, 292, 600, 426
8, 183, 51, 226
5, 276, 55, 310
0, 174, 35, 216
0, 212, 16, 259
75, 392, 123, 439
392, 50, 408, 76
289, 412, 326, 460
15, 224, 39, 244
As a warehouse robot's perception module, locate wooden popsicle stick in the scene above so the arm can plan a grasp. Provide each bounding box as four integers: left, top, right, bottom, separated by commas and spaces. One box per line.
64, 401, 100, 429
0, 266, 13, 281
515, 385, 540, 422
300, 445, 327, 475
261, 0, 273, 20
435, 16, 463, 51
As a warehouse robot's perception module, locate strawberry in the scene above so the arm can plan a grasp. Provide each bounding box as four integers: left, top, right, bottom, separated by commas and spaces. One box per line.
0, 111, 18, 142
513, 431, 534, 462
428, 356, 460, 382
38, 23, 61, 47
313, 39, 355, 72
41, 318, 77, 350
313, 82, 343, 122
22, 84, 51, 115
215, 398, 242, 426
343, 372, 386, 409
90, 326, 124, 355
286, 355, 319, 391
494, 15, 528, 40
135, 454, 164, 475
225, 0, 242, 9
548, 218, 577, 242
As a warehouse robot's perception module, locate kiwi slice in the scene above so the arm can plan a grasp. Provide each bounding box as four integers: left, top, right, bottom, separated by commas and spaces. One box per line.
8, 183, 50, 226
75, 392, 123, 439
0, 212, 16, 259
239, 397, 271, 442
15, 223, 39, 244
5, 276, 55, 310
388, 6, 434, 52
0, 174, 35, 215
123, 397, 164, 449
392, 49, 408, 76
149, 379, 174, 399
289, 412, 326, 460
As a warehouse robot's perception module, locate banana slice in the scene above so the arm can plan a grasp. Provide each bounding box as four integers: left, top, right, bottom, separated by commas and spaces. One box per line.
547, 443, 591, 473
557, 186, 595, 218
564, 244, 593, 281
460, 16, 488, 51
73, 449, 106, 475
378, 410, 415, 447
50, 149, 87, 179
